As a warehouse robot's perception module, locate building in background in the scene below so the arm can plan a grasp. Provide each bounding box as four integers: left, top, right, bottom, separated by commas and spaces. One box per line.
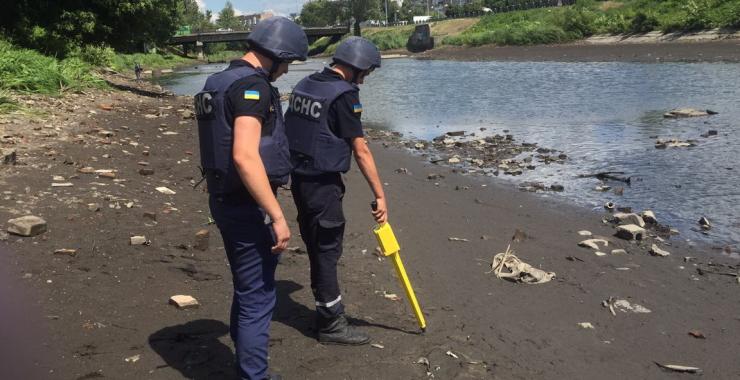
237, 11, 275, 29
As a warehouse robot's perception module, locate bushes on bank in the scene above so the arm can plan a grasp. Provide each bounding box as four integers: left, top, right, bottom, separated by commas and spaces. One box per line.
0, 39, 103, 94
445, 0, 740, 47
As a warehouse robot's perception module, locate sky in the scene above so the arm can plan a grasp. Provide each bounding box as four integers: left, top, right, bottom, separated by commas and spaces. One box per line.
195, 0, 309, 17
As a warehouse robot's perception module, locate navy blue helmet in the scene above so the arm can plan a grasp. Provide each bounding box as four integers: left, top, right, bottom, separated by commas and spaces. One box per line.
332, 36, 381, 71
247, 16, 308, 62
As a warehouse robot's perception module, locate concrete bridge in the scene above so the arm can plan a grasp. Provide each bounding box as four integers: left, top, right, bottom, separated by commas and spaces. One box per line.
169, 26, 349, 58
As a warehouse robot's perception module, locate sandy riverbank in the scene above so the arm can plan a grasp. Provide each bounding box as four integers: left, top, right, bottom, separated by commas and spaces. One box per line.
1, 80, 739, 379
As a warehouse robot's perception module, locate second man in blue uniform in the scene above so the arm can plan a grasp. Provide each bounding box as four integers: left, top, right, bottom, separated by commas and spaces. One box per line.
285, 37, 386, 345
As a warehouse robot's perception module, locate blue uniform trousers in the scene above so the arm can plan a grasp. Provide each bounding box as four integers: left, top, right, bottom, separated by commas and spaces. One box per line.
210, 194, 279, 380
290, 173, 346, 325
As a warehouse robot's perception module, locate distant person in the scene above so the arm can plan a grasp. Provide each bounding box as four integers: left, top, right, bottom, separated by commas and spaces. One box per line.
134, 63, 143, 81
284, 37, 385, 345
195, 16, 308, 380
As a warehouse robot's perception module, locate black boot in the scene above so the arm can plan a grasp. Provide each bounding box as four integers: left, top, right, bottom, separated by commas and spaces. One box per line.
317, 315, 370, 346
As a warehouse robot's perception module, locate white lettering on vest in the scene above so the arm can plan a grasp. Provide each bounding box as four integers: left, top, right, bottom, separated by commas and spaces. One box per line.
290, 94, 323, 120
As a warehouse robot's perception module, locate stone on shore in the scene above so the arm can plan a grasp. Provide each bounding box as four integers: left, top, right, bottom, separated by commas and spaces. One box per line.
156, 187, 176, 195
579, 239, 609, 250
663, 108, 716, 118
616, 224, 646, 241
169, 295, 199, 309
138, 168, 155, 176
613, 213, 645, 227
130, 236, 149, 245
54, 248, 78, 257
641, 210, 657, 224
650, 244, 670, 257
2, 148, 17, 165
194, 229, 209, 251
7, 216, 47, 237
406, 24, 434, 53
577, 230, 592, 236
698, 217, 711, 230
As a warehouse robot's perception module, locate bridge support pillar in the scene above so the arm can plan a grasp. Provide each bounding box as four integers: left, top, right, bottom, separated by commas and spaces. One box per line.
195, 41, 205, 60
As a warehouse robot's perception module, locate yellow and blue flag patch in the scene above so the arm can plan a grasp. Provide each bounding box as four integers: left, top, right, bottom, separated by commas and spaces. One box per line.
352, 103, 363, 113
244, 90, 260, 100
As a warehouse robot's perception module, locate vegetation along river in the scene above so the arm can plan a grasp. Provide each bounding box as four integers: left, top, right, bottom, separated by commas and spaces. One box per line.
159, 58, 740, 249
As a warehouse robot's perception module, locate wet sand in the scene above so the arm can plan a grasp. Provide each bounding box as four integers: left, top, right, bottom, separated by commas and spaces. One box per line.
414, 40, 740, 63
1, 82, 740, 379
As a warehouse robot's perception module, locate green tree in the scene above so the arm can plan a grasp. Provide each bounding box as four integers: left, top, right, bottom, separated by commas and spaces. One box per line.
350, 0, 381, 35
299, 0, 345, 27
217, 1, 243, 30
180, 0, 214, 32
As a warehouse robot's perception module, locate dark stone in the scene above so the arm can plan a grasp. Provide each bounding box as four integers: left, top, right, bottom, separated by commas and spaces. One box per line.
406, 24, 434, 53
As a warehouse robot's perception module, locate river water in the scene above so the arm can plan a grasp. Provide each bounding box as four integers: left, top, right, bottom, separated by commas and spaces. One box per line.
159, 58, 740, 248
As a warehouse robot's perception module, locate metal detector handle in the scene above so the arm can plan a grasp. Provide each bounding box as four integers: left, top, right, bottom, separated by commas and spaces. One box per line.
371, 200, 378, 211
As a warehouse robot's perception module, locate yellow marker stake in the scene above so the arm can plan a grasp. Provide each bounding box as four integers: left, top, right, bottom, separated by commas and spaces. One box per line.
373, 222, 427, 332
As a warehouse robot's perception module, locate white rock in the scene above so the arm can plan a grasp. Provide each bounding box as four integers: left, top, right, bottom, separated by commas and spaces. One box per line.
51, 182, 74, 187
577, 230, 592, 236
641, 210, 657, 224
613, 213, 645, 228
578, 322, 595, 329
611, 249, 627, 255
7, 216, 47, 237
169, 295, 199, 309
595, 251, 607, 257
650, 244, 670, 257
616, 224, 646, 241
578, 239, 609, 250
130, 236, 149, 245
156, 187, 176, 195
448, 157, 461, 164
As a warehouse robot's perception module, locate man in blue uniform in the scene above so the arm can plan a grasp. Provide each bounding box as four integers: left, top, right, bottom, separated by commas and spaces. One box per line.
195, 17, 307, 380
285, 37, 386, 345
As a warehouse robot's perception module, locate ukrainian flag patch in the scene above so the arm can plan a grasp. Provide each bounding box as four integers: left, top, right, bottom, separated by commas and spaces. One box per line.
353, 103, 363, 113
244, 90, 260, 100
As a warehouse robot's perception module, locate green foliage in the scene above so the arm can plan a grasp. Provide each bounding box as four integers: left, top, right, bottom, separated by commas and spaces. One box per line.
2, 0, 185, 56
0, 90, 19, 113
205, 50, 243, 63
75, 45, 117, 67
363, 27, 414, 50
216, 1, 243, 30
299, 0, 346, 26
0, 39, 104, 94
446, 0, 740, 47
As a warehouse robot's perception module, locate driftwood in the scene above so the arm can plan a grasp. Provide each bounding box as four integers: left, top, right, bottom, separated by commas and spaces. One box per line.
101, 78, 172, 98
578, 171, 631, 184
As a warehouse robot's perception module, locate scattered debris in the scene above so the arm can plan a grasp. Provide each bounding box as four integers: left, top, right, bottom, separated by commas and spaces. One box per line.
371, 343, 385, 349
2, 148, 17, 165
194, 229, 209, 251
445, 350, 459, 359
448, 237, 469, 242
650, 244, 670, 257
698, 217, 711, 230
577, 230, 592, 236
53, 248, 78, 257
124, 354, 140, 363
655, 363, 702, 374
87, 203, 101, 212
611, 249, 627, 255
130, 236, 150, 246
169, 295, 199, 309
577, 322, 595, 329
139, 168, 155, 176
603, 298, 651, 314
688, 330, 706, 339
489, 245, 555, 284
663, 108, 717, 118
155, 186, 176, 195
394, 167, 409, 174
382, 292, 401, 301
655, 138, 696, 149
51, 182, 74, 188
7, 215, 48, 237
578, 239, 609, 250
604, 202, 615, 211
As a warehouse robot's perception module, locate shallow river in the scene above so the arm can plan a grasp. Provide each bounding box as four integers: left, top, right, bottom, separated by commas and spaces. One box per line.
159, 58, 740, 247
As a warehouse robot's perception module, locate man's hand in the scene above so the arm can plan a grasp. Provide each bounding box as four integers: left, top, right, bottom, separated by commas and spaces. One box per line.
372, 197, 387, 224
270, 216, 291, 254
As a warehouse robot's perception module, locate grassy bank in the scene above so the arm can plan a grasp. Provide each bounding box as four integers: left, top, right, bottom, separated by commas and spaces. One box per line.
0, 39, 104, 95
445, 0, 740, 47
